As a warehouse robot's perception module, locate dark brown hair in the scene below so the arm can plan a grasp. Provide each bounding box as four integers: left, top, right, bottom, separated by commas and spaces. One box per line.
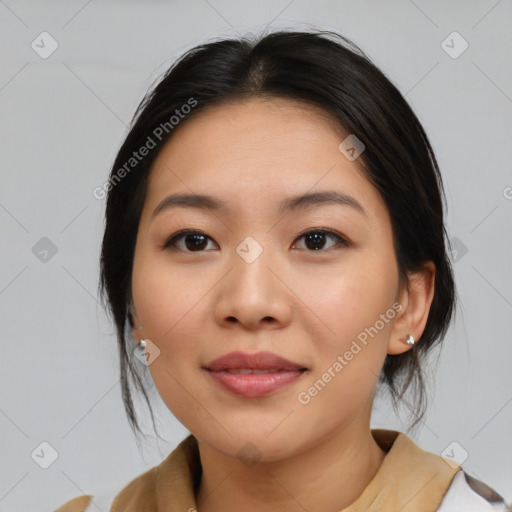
99, 29, 456, 442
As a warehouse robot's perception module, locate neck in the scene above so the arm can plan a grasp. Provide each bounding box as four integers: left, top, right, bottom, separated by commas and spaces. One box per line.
195, 421, 387, 512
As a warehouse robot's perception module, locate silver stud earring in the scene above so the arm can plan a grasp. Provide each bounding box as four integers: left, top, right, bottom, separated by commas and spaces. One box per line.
403, 333, 415, 346
139, 339, 147, 349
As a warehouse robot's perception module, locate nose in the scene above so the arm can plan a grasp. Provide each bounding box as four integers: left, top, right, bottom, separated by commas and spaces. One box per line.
212, 237, 293, 331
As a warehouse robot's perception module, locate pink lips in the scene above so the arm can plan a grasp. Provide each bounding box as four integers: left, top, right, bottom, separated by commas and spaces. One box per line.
203, 351, 307, 398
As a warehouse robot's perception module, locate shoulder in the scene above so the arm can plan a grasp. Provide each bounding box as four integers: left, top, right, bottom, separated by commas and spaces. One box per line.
109, 465, 159, 511
53, 435, 198, 512
53, 465, 159, 512
438, 469, 512, 511
54, 494, 92, 512
53, 489, 119, 512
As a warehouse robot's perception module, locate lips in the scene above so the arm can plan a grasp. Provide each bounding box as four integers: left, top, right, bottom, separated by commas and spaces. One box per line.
221, 368, 289, 374
203, 351, 308, 398
204, 350, 307, 372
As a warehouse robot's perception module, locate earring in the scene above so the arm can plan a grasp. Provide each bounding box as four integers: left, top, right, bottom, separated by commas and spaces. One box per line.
402, 334, 415, 346
139, 339, 147, 349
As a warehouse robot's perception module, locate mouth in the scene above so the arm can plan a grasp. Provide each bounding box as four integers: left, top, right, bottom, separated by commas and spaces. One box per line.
211, 368, 307, 374
204, 368, 307, 397
202, 351, 308, 397
203, 350, 308, 373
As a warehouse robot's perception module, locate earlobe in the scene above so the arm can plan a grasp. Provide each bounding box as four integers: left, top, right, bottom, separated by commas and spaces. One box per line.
388, 262, 436, 355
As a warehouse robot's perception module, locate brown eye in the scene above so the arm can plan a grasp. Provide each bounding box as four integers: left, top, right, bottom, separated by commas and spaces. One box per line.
162, 228, 349, 253
162, 230, 217, 252
292, 229, 349, 251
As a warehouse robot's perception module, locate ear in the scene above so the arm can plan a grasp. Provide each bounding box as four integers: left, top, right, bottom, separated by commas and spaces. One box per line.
128, 301, 142, 339
388, 261, 436, 355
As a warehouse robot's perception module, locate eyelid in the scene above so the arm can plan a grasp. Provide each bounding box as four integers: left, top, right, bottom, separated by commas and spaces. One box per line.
292, 228, 350, 250
160, 229, 213, 251
161, 227, 350, 251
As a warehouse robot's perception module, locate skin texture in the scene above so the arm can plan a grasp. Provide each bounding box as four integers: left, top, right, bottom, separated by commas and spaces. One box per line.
130, 98, 435, 511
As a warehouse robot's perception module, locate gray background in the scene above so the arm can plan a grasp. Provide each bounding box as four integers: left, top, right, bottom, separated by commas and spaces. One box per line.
0, 1, 511, 510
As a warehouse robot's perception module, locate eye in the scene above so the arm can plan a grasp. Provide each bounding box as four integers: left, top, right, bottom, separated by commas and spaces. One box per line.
161, 229, 217, 252
292, 229, 349, 251
161, 228, 349, 253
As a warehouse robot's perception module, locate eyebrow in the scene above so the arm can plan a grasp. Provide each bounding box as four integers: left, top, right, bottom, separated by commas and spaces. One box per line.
151, 190, 367, 219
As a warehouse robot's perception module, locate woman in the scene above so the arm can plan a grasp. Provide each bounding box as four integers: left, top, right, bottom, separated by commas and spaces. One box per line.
56, 29, 511, 511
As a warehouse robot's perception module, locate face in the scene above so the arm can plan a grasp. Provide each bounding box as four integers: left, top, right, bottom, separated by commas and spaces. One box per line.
130, 98, 408, 461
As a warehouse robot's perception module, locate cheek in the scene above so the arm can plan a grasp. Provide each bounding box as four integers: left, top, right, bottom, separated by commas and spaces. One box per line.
131, 247, 205, 339
302, 254, 398, 394
295, 275, 396, 433
307, 254, 398, 337
131, 247, 211, 393
131, 252, 204, 416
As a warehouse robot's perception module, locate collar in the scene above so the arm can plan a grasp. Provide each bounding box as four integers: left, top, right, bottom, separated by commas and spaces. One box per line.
111, 429, 460, 512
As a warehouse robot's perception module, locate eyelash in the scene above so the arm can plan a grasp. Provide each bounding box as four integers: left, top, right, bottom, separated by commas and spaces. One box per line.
161, 228, 350, 253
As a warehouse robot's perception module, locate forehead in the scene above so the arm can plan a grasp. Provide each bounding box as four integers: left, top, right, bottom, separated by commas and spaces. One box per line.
145, 97, 387, 220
